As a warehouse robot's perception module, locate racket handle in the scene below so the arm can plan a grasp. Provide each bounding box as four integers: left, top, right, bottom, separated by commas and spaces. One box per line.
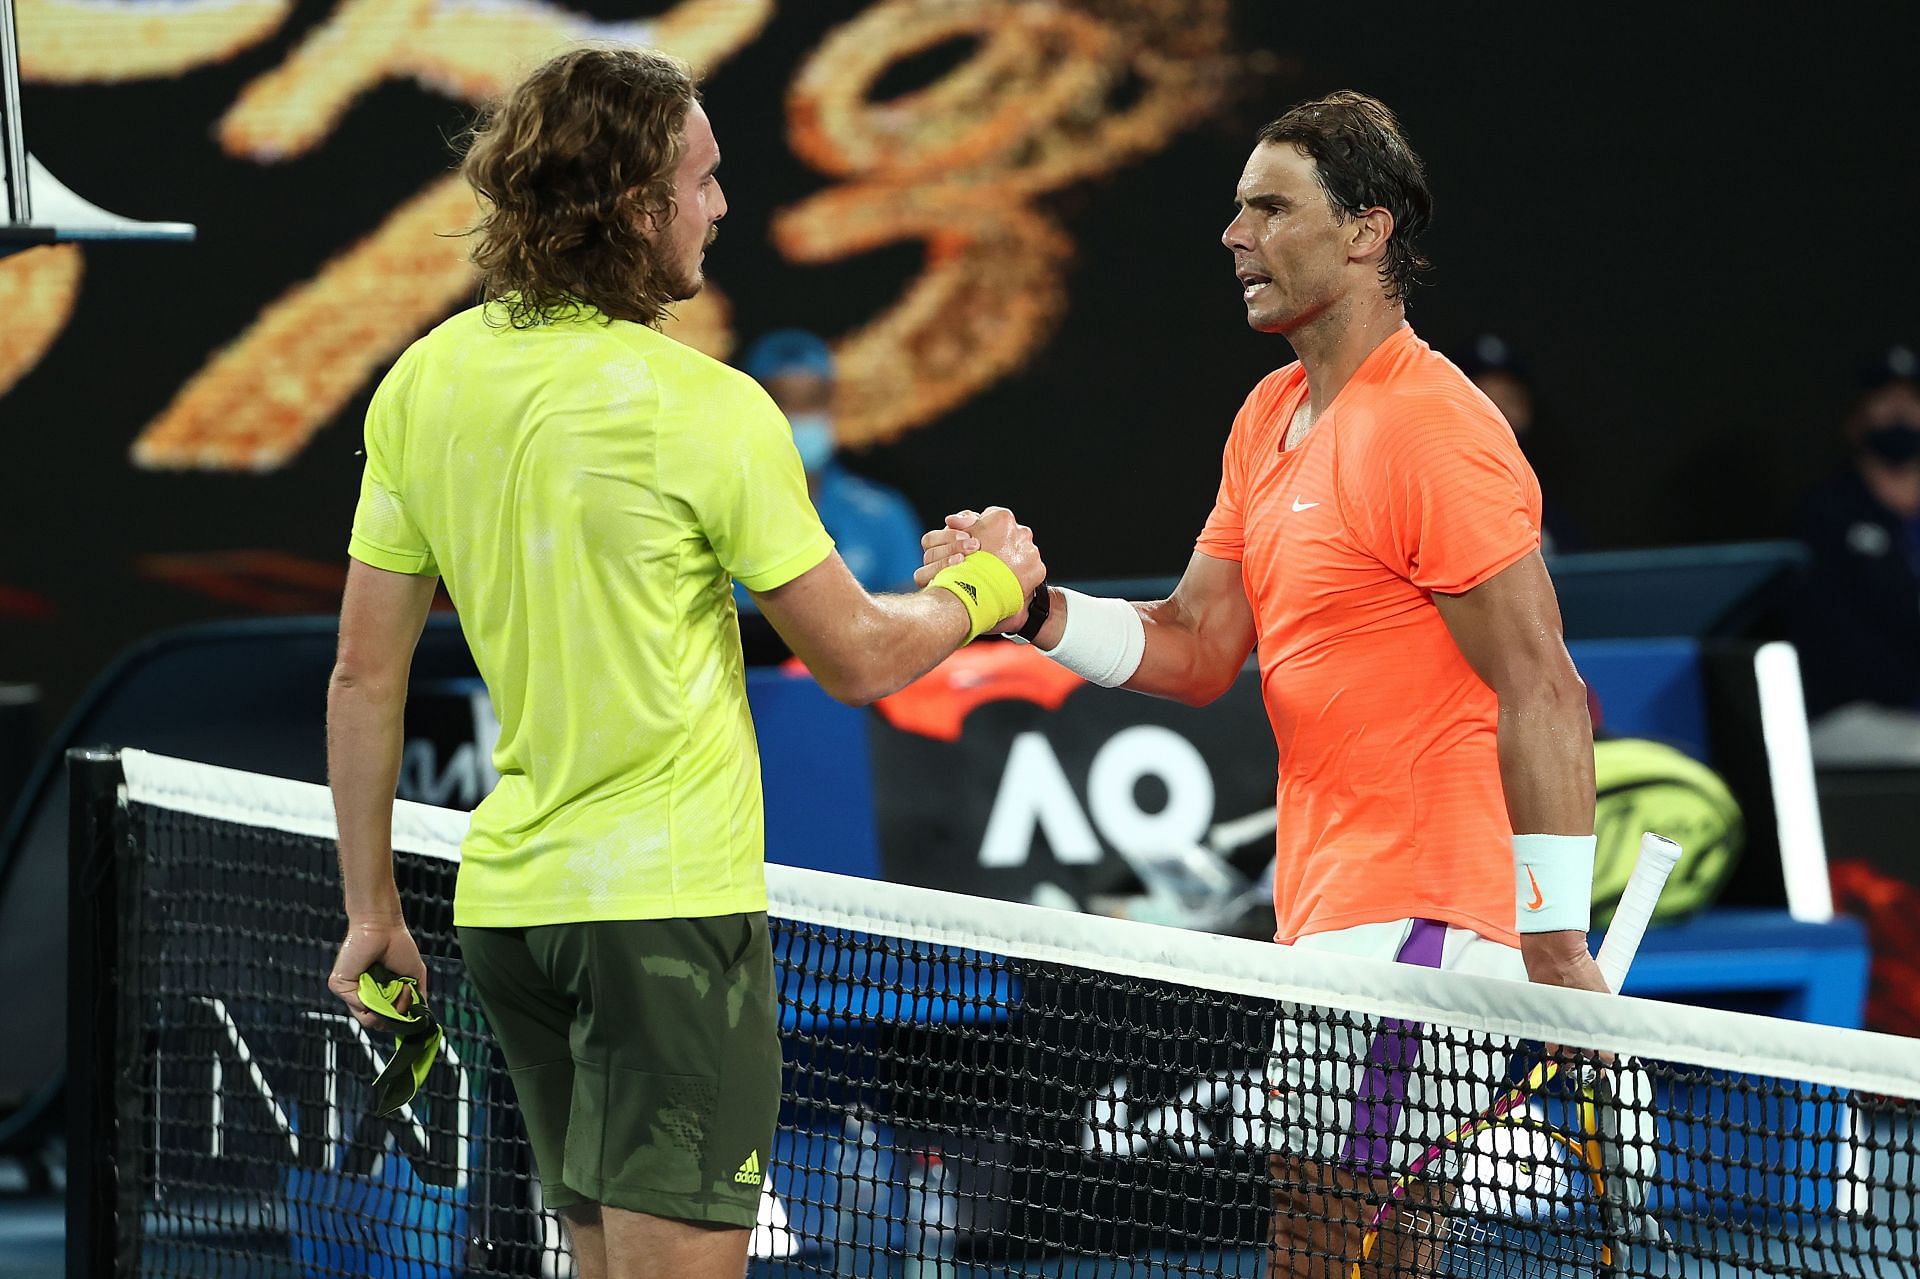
1594, 833, 1682, 993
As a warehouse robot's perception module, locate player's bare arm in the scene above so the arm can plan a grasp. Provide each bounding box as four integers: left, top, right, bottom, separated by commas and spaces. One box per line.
918, 515, 1254, 706
1433, 550, 1607, 994
327, 558, 437, 1028
1110, 552, 1255, 705
758, 506, 1045, 707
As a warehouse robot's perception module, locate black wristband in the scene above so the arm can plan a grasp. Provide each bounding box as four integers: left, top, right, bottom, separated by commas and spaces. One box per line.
1008, 582, 1051, 642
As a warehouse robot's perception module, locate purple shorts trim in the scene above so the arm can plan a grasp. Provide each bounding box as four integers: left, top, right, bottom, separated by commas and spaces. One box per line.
1337, 919, 1446, 1175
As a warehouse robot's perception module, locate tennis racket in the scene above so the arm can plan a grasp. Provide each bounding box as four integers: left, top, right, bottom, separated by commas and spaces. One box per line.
1352, 833, 1681, 1279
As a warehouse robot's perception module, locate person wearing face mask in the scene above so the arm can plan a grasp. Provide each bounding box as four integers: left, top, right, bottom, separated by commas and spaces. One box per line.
738, 330, 926, 599
1794, 345, 1920, 764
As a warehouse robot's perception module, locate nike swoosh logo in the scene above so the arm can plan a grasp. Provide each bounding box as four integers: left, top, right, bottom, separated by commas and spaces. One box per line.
1291, 497, 1319, 512
1524, 866, 1545, 911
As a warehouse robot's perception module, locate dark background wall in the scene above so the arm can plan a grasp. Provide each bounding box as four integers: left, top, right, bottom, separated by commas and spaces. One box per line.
4, 0, 1918, 722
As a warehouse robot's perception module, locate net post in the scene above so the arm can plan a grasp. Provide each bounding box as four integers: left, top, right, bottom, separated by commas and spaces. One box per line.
0, 0, 29, 225
65, 747, 125, 1279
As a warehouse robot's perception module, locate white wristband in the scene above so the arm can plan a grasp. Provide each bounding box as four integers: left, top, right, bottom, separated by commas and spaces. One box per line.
1512, 833, 1596, 934
1042, 589, 1146, 688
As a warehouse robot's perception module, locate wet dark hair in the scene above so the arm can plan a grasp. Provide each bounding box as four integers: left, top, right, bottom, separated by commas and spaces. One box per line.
1259, 91, 1432, 300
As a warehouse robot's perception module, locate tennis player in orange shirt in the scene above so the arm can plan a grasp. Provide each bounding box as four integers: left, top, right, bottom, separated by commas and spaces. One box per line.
919, 91, 1606, 1277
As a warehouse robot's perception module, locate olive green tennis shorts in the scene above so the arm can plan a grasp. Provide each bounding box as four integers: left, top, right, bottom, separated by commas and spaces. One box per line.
458, 912, 779, 1227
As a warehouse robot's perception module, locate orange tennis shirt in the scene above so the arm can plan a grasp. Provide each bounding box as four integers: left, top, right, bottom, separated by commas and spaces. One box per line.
1197, 324, 1542, 947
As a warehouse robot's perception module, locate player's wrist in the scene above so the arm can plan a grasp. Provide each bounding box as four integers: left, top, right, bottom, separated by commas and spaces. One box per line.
1518, 929, 1591, 959
928, 551, 1026, 642
1000, 581, 1052, 644
1030, 587, 1068, 650
1037, 588, 1144, 686
1512, 833, 1596, 935
343, 879, 406, 928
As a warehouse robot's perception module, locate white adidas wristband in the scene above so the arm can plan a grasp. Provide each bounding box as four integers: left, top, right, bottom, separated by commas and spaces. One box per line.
1042, 589, 1146, 688
1512, 833, 1596, 934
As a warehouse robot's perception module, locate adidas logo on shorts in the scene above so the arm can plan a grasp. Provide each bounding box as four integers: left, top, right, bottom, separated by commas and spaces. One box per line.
734, 1151, 762, 1186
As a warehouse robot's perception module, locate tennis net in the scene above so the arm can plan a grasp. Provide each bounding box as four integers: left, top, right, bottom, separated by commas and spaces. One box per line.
67, 748, 1920, 1278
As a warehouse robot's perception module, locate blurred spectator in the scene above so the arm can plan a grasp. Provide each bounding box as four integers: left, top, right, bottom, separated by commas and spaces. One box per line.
739, 330, 924, 597
1794, 345, 1920, 764
1455, 334, 1580, 552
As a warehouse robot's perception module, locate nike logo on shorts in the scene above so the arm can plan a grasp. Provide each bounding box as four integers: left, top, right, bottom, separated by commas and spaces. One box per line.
1291, 497, 1320, 512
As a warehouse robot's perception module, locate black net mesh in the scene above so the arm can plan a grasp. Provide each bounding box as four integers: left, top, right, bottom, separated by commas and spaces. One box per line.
94, 791, 1920, 1278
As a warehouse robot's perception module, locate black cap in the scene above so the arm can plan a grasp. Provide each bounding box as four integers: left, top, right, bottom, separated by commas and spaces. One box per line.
1860, 344, 1919, 392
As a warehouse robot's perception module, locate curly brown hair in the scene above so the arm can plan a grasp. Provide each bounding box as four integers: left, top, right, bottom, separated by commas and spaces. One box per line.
461, 46, 700, 329
1259, 92, 1432, 302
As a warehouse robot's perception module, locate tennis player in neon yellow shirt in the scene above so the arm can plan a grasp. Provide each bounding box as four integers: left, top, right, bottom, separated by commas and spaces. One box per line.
324, 48, 1044, 1279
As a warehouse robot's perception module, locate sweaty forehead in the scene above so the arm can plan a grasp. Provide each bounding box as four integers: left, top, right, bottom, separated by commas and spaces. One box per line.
1238, 141, 1319, 200
679, 102, 718, 169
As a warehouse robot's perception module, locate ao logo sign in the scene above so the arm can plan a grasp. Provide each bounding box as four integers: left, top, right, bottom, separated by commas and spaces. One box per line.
979, 725, 1215, 866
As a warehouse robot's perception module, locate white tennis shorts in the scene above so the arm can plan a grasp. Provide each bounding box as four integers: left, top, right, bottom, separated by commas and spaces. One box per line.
1266, 918, 1527, 1177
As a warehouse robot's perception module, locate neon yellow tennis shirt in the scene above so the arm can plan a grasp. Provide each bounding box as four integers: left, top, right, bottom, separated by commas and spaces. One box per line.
348, 300, 834, 927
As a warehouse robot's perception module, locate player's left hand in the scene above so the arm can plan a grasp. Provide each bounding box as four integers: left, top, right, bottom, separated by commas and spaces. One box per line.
1520, 931, 1610, 994
1522, 931, 1614, 1064
329, 920, 428, 1032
